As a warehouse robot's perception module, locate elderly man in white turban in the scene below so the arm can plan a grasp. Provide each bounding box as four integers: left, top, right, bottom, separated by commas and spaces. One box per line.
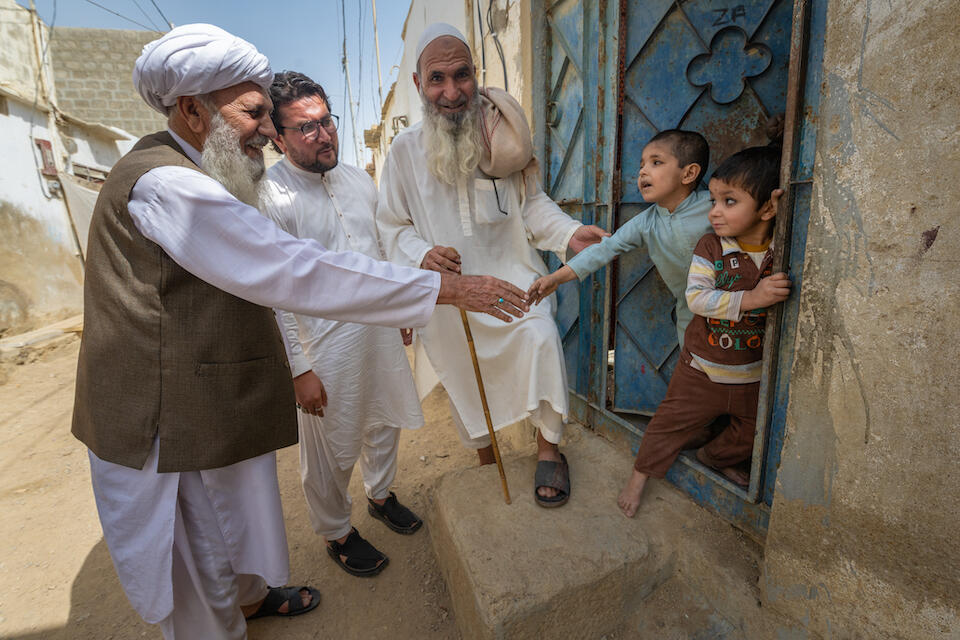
377, 24, 608, 507
72, 24, 529, 639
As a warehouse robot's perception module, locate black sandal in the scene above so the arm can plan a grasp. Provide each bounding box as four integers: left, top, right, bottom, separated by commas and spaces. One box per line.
367, 492, 423, 534
325, 528, 388, 577
534, 453, 571, 508
245, 585, 321, 620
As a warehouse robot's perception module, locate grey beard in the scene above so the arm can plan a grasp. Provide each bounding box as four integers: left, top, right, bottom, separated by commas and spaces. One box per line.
200, 112, 268, 208
420, 91, 483, 186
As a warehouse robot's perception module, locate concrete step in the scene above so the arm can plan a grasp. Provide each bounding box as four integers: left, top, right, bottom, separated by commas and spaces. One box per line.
428, 424, 674, 640
426, 421, 795, 639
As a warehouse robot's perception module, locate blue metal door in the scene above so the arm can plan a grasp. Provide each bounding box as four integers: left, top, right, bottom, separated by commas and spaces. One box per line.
533, 0, 827, 538
533, 0, 617, 401
613, 0, 794, 414
534, 0, 585, 391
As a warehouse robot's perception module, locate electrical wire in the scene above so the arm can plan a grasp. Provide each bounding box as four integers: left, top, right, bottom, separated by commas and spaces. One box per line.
486, 1, 508, 93
129, 0, 162, 32
356, 0, 364, 146
147, 0, 173, 30
476, 0, 486, 85
82, 0, 157, 31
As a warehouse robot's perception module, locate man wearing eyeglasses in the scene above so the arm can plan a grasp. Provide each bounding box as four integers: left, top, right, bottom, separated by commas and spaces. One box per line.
377, 24, 609, 508
260, 71, 425, 577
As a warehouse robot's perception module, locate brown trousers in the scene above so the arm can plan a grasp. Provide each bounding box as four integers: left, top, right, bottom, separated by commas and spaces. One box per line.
633, 353, 759, 477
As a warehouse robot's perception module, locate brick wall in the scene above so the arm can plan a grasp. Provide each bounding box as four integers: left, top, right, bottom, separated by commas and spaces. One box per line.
51, 27, 166, 137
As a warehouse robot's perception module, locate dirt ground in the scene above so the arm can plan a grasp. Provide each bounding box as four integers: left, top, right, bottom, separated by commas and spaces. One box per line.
0, 336, 480, 639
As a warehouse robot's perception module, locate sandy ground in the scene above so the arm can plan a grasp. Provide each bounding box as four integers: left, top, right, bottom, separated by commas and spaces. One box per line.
0, 336, 480, 640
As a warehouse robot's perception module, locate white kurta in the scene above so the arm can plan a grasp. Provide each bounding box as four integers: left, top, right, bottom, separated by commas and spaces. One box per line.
376, 123, 581, 439
91, 129, 441, 626
260, 157, 424, 470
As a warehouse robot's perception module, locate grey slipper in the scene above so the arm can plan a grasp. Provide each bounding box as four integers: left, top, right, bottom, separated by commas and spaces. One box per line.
534, 453, 570, 508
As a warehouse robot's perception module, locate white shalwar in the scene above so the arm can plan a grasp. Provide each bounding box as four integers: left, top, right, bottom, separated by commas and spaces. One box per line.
90, 129, 440, 639
261, 158, 424, 540
377, 123, 580, 445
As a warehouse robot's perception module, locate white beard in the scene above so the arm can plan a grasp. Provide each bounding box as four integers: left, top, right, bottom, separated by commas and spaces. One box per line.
200, 112, 268, 208
420, 90, 483, 186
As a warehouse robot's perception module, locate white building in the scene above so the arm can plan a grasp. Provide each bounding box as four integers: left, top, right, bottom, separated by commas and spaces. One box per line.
0, 0, 136, 335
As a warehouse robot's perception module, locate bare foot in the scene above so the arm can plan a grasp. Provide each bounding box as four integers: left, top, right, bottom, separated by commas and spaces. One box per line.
241, 587, 313, 618
617, 469, 648, 518
536, 430, 562, 498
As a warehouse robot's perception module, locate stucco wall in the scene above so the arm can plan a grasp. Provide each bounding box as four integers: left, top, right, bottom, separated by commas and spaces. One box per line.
762, 0, 960, 637
0, 95, 83, 336
51, 27, 167, 138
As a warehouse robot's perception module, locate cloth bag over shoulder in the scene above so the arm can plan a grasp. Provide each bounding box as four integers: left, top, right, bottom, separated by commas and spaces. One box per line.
478, 87, 540, 187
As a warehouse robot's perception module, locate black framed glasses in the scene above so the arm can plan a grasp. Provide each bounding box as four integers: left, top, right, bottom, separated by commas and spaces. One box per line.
281, 114, 339, 139
490, 178, 508, 215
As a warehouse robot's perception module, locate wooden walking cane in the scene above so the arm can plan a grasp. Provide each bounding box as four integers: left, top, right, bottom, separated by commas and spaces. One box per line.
459, 309, 511, 504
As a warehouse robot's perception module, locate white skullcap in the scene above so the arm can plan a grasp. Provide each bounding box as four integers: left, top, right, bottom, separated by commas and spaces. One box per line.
415, 22, 470, 67
133, 23, 273, 115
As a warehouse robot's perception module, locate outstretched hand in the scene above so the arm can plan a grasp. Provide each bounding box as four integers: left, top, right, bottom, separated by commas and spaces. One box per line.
527, 274, 560, 306
437, 273, 530, 323
568, 224, 610, 255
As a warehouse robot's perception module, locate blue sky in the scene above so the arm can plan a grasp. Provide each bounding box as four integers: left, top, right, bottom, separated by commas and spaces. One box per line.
20, 0, 413, 167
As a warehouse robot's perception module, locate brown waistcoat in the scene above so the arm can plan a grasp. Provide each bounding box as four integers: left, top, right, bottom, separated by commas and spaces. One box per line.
71, 131, 297, 472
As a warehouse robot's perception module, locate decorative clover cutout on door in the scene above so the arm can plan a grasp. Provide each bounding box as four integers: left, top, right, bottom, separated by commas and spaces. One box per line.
687, 27, 772, 104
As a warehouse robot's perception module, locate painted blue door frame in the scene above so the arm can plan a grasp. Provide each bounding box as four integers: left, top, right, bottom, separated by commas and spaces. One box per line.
532, 0, 827, 539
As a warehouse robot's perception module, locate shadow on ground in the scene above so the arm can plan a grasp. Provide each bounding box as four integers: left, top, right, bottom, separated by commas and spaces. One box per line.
8, 539, 152, 640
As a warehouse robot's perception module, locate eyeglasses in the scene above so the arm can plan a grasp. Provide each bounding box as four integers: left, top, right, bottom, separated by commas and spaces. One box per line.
491, 179, 508, 215
280, 114, 340, 139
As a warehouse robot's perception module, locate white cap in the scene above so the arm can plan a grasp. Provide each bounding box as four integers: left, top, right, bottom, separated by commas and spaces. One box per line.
415, 22, 470, 67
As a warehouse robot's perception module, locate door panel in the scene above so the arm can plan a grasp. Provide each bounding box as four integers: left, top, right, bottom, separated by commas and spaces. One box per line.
538, 0, 587, 392
613, 0, 793, 414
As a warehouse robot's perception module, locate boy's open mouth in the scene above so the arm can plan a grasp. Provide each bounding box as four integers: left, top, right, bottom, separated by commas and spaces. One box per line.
639, 180, 652, 189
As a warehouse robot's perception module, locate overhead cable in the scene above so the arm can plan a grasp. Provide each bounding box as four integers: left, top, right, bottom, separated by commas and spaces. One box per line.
147, 0, 173, 30
129, 0, 162, 32
82, 0, 159, 31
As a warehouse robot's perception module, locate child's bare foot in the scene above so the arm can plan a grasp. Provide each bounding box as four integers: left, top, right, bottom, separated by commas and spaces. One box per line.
617, 469, 648, 518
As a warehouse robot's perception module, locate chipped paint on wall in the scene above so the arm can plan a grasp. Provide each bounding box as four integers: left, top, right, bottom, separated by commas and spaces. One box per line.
763, 0, 960, 637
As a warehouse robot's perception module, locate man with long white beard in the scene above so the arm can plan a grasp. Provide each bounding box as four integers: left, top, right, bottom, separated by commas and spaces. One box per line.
260, 71, 424, 577
72, 24, 529, 639
377, 23, 609, 507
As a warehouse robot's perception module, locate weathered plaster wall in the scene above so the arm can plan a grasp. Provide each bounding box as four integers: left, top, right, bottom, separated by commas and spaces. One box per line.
0, 0, 83, 335
474, 0, 533, 122
762, 0, 960, 637
51, 27, 167, 138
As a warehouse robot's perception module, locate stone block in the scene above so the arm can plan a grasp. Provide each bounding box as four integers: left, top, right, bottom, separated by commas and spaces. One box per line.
429, 425, 668, 639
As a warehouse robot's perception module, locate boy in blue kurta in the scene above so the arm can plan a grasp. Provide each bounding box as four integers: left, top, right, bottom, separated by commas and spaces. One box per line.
527, 129, 713, 346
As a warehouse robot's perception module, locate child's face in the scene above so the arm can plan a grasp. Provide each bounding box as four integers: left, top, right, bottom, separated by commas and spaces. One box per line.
637, 141, 691, 206
707, 178, 774, 244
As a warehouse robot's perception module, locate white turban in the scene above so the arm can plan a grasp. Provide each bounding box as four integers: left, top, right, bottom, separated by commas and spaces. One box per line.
415, 23, 470, 67
133, 23, 273, 115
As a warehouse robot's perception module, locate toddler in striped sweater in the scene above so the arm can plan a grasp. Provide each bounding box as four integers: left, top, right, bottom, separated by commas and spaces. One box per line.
617, 145, 792, 518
